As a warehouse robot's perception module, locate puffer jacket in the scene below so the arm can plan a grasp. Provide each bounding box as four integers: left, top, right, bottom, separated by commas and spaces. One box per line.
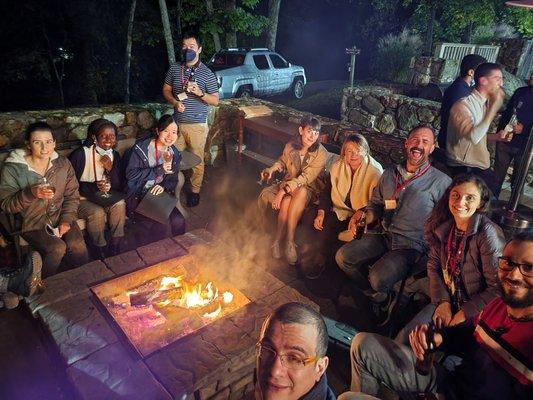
0, 149, 80, 232
427, 213, 504, 318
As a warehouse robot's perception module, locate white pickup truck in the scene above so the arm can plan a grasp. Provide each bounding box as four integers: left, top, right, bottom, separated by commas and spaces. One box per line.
208, 48, 307, 99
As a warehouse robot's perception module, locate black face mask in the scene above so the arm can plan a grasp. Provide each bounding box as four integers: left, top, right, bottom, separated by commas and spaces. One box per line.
181, 48, 197, 63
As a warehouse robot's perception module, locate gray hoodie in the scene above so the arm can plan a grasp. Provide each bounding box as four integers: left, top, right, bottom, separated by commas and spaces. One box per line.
0, 149, 80, 232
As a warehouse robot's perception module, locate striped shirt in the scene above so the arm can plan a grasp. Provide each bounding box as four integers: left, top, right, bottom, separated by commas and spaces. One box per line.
164, 62, 218, 123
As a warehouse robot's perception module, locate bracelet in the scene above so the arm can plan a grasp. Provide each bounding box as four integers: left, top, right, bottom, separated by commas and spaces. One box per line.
283, 185, 290, 195
199, 92, 205, 98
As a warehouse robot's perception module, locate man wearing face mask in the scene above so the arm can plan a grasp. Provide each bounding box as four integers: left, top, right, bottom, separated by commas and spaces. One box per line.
162, 33, 219, 207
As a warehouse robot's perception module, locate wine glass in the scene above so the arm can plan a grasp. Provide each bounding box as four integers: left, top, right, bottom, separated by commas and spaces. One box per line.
39, 177, 58, 214
163, 147, 174, 174
99, 172, 111, 198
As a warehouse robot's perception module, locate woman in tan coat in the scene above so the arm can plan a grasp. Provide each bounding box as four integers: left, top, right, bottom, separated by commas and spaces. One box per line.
258, 116, 327, 264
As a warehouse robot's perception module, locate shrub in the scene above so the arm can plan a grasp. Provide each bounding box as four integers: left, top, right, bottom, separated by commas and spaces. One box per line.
472, 23, 518, 45
374, 28, 423, 84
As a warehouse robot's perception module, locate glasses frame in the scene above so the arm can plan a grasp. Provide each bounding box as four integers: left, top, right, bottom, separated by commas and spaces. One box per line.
255, 342, 319, 370
498, 257, 533, 278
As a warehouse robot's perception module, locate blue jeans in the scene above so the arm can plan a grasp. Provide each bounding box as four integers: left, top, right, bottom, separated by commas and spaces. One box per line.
335, 233, 421, 296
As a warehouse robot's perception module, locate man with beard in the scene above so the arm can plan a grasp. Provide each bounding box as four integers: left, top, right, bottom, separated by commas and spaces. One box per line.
339, 233, 533, 400
446, 63, 508, 194
254, 302, 335, 400
162, 33, 219, 207
335, 126, 451, 319
494, 73, 533, 197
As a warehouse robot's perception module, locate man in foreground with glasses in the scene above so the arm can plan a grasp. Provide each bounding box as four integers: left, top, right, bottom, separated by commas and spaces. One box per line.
339, 232, 533, 399
255, 302, 335, 400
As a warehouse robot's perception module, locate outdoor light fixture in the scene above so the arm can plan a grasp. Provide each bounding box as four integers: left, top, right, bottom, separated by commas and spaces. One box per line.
505, 0, 533, 8
497, 0, 533, 229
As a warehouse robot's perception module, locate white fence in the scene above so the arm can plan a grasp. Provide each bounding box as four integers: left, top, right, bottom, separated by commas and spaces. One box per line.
516, 39, 533, 80
434, 42, 500, 78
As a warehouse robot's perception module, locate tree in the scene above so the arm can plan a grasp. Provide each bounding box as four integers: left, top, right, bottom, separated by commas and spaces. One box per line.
266, 0, 282, 50
205, 0, 221, 51
158, 0, 176, 64
225, 0, 237, 47
124, 0, 137, 104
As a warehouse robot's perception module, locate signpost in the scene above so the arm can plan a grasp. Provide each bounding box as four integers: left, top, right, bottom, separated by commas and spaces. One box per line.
346, 46, 361, 88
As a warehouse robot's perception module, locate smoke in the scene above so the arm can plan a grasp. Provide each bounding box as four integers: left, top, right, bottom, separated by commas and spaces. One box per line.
184, 166, 276, 289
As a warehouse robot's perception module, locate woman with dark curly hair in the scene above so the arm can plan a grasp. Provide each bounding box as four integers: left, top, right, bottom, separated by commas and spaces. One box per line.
396, 174, 504, 342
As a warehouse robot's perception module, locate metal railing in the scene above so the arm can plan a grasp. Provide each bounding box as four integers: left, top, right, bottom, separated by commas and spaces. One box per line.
434, 42, 501, 78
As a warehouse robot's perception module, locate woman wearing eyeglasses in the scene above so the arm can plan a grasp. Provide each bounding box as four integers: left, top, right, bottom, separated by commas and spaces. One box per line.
258, 115, 327, 265
396, 174, 504, 342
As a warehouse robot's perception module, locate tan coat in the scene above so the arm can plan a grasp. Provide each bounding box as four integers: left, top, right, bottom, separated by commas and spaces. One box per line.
258, 142, 328, 211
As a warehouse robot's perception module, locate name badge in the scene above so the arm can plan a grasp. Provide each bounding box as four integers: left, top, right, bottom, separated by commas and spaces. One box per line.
177, 92, 188, 101
385, 199, 397, 210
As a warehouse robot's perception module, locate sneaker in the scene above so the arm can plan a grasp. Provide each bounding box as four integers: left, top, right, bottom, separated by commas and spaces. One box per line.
285, 241, 298, 265
271, 240, 282, 259
304, 263, 326, 280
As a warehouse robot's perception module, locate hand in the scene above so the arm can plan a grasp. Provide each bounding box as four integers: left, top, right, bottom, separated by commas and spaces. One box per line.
260, 168, 273, 182
58, 223, 71, 238
409, 324, 443, 361
187, 82, 203, 97
348, 210, 364, 235
96, 180, 110, 192
432, 301, 452, 327
488, 88, 505, 109
496, 129, 513, 142
514, 122, 524, 135
271, 190, 285, 210
314, 210, 325, 231
162, 161, 173, 173
31, 185, 54, 200
100, 154, 113, 171
449, 309, 466, 326
174, 101, 185, 113
150, 185, 164, 195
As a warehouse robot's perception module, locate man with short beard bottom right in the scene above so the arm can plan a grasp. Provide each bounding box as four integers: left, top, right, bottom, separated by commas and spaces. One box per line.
339, 232, 533, 400
335, 126, 451, 319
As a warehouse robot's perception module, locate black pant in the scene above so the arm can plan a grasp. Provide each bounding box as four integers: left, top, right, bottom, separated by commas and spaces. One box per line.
22, 224, 89, 278
447, 165, 497, 197
494, 142, 524, 198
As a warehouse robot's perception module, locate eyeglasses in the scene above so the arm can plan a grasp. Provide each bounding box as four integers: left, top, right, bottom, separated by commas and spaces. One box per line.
498, 257, 533, 278
256, 343, 319, 370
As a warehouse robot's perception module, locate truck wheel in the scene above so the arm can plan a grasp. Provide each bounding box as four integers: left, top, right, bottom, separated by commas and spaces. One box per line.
291, 78, 304, 99
236, 86, 252, 98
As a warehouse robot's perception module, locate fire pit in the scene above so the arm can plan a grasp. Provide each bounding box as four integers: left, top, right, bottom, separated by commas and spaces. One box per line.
90, 256, 250, 358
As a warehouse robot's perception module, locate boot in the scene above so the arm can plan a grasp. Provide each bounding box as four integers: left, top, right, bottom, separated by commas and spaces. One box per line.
108, 237, 123, 257
186, 192, 200, 207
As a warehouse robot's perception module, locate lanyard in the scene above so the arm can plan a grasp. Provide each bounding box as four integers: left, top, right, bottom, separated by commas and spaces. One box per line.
180, 64, 196, 89
92, 145, 105, 181
445, 225, 467, 276
392, 163, 431, 200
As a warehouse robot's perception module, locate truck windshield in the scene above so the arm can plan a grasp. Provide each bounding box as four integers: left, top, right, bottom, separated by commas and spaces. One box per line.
208, 52, 246, 71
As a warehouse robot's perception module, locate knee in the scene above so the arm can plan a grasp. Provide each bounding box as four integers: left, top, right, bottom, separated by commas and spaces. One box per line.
47, 240, 67, 258
368, 271, 389, 293
335, 245, 348, 270
351, 332, 375, 364
68, 237, 88, 256
87, 207, 106, 223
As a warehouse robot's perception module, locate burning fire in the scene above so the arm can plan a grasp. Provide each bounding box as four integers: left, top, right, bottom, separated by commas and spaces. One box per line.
154, 275, 233, 313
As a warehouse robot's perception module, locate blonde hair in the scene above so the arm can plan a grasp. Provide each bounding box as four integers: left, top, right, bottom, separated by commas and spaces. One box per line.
341, 133, 370, 157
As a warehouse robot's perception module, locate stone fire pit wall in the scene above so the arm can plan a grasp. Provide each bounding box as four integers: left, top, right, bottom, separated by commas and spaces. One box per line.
0, 91, 527, 183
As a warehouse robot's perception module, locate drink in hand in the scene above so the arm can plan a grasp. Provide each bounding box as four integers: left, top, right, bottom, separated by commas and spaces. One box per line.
163, 148, 173, 174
